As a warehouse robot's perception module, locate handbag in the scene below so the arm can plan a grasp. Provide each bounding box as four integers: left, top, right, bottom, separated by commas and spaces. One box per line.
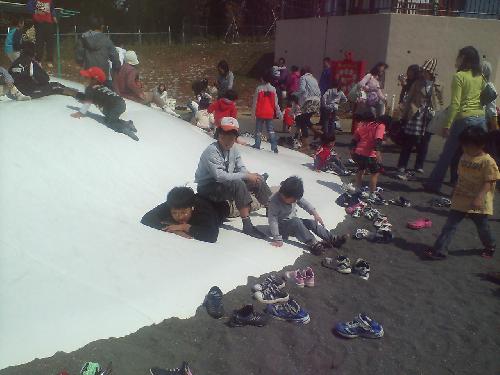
480, 79, 497, 107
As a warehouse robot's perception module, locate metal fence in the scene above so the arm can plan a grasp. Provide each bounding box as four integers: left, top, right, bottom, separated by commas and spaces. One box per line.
282, 0, 500, 19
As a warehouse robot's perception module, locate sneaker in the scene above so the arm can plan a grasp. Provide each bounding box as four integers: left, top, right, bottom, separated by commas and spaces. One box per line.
253, 274, 286, 291
416, 168, 424, 174
265, 299, 310, 324
329, 232, 348, 248
149, 362, 193, 375
303, 267, 315, 287
335, 313, 383, 339
284, 269, 305, 288
342, 183, 357, 195
126, 120, 137, 132
228, 304, 268, 327
122, 128, 139, 141
353, 258, 370, 280
336, 255, 352, 274
203, 286, 224, 319
367, 192, 387, 206
481, 248, 495, 258
310, 241, 326, 256
253, 284, 290, 304
273, 148, 279, 154
397, 167, 406, 173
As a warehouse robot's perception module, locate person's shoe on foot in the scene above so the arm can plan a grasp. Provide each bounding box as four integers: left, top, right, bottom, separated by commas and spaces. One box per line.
203, 286, 224, 319
481, 247, 495, 258
242, 217, 267, 239
416, 168, 424, 174
122, 128, 139, 141
228, 304, 268, 327
309, 241, 326, 256
149, 362, 193, 375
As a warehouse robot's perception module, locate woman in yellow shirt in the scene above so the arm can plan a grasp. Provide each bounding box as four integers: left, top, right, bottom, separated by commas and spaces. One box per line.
424, 46, 486, 193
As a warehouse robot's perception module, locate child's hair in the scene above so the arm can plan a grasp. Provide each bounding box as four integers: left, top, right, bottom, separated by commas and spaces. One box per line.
262, 69, 273, 84
223, 89, 238, 101
330, 78, 340, 89
377, 115, 392, 127
198, 96, 210, 110
290, 65, 299, 73
192, 79, 209, 96
217, 60, 230, 75
88, 15, 103, 30
21, 41, 35, 57
166, 187, 195, 209
321, 134, 336, 146
459, 126, 487, 147
288, 94, 299, 104
279, 176, 304, 199
323, 57, 331, 64
157, 83, 166, 93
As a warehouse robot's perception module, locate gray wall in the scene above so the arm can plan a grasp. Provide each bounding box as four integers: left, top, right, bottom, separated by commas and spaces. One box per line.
275, 14, 500, 106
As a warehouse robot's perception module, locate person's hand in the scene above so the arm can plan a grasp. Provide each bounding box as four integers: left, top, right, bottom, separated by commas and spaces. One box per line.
271, 240, 283, 248
71, 112, 83, 119
441, 128, 450, 138
162, 223, 190, 233
376, 151, 383, 163
471, 197, 484, 211
313, 212, 325, 226
246, 173, 263, 185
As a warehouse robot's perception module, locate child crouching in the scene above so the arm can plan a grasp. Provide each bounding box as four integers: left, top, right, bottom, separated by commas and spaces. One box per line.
71, 67, 138, 141
269, 176, 346, 255
314, 134, 351, 176
425, 126, 499, 260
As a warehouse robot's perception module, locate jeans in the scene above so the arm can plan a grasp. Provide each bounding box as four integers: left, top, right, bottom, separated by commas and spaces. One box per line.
315, 154, 348, 175
197, 179, 272, 210
35, 22, 54, 63
426, 116, 486, 191
254, 118, 278, 151
433, 210, 496, 255
397, 132, 432, 170
279, 217, 335, 245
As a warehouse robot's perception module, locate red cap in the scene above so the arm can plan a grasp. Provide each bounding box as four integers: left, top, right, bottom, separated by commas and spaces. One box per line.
80, 67, 106, 84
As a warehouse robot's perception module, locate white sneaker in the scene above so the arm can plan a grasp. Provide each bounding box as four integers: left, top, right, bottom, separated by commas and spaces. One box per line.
342, 183, 357, 195
336, 256, 352, 274
397, 167, 405, 173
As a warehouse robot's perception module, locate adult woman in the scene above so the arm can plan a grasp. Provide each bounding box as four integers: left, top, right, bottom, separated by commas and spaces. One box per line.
293, 66, 321, 151
357, 62, 388, 118
397, 59, 443, 174
398, 64, 420, 105
424, 46, 487, 193
215, 60, 234, 98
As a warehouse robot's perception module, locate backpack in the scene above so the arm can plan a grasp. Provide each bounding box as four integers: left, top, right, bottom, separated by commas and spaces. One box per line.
256, 90, 276, 119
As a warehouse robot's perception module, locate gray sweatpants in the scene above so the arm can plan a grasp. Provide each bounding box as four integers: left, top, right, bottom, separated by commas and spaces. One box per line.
279, 217, 335, 245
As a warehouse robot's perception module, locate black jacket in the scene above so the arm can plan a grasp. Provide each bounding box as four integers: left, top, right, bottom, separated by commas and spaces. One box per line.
141, 196, 228, 243
9, 54, 49, 94
76, 85, 125, 112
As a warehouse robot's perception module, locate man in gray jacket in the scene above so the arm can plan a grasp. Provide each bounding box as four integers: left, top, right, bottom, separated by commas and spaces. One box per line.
75, 16, 121, 89
195, 117, 271, 239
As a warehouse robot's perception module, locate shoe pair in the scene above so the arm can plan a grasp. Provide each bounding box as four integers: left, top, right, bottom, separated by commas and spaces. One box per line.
150, 362, 193, 375
335, 313, 384, 339
367, 191, 387, 206
323, 256, 370, 280
265, 298, 310, 324
253, 275, 289, 304
284, 267, 314, 288
229, 304, 269, 327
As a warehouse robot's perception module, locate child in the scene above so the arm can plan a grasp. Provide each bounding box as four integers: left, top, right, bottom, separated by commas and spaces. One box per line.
350, 114, 388, 204
282, 96, 296, 132
314, 134, 351, 176
141, 186, 228, 243
425, 126, 499, 260
321, 79, 347, 136
194, 96, 215, 131
252, 70, 283, 153
269, 176, 345, 255
187, 79, 212, 121
208, 89, 238, 128
0, 66, 31, 101
4, 17, 24, 62
71, 66, 138, 141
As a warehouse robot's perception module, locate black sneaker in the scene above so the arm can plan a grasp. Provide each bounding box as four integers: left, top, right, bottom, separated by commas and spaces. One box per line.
122, 128, 139, 141
252, 274, 286, 292
149, 362, 192, 375
353, 258, 370, 280
228, 304, 269, 327
310, 241, 326, 256
203, 286, 224, 319
253, 284, 290, 304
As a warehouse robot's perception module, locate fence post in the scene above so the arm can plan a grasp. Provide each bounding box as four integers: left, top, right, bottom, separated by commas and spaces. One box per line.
182, 20, 185, 45
168, 25, 172, 45
74, 25, 78, 44
138, 29, 142, 45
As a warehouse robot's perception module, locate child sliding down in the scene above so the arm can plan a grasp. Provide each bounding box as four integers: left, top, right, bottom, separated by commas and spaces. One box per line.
314, 134, 351, 176
71, 67, 138, 141
268, 176, 347, 255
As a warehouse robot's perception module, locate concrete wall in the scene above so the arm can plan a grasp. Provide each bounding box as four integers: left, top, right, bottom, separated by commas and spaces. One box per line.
275, 14, 500, 106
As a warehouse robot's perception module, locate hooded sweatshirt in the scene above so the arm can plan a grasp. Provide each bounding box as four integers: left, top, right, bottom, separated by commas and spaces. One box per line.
208, 98, 237, 127
252, 82, 282, 120
113, 63, 143, 102
75, 31, 121, 80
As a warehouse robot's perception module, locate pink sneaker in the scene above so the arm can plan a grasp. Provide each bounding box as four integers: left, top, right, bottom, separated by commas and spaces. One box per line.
407, 218, 432, 230
284, 269, 305, 288
303, 267, 315, 287
345, 202, 367, 215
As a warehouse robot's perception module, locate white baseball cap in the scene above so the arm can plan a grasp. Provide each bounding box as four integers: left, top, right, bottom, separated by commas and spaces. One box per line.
125, 50, 139, 66
220, 117, 240, 133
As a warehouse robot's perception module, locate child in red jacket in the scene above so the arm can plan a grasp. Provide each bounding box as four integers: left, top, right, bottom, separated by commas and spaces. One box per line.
282, 95, 297, 132
208, 89, 238, 128
314, 134, 351, 175
252, 70, 283, 153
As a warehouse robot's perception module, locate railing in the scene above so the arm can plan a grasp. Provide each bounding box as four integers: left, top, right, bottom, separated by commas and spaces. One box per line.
282, 0, 499, 19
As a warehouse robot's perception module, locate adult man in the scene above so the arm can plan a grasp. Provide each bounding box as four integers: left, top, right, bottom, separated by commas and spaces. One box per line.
75, 16, 121, 89
27, 0, 57, 68
195, 117, 272, 239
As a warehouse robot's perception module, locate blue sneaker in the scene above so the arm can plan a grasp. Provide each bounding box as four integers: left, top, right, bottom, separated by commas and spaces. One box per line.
335, 313, 384, 339
265, 299, 310, 324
